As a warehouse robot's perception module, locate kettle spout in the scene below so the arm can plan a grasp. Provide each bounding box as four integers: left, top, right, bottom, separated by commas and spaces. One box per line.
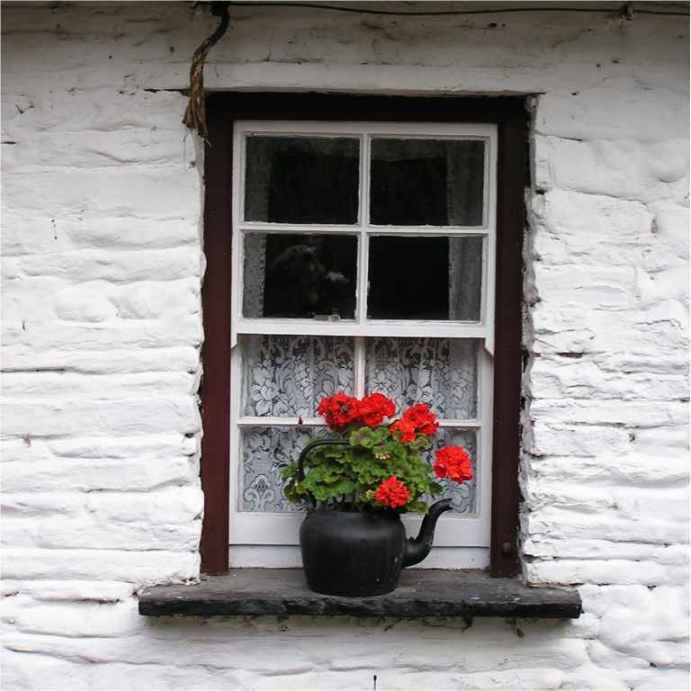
403, 498, 453, 567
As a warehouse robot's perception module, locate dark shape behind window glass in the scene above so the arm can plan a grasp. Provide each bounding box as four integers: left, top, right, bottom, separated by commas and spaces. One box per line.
368, 237, 448, 319
368, 236, 482, 320
245, 137, 359, 224
243, 234, 357, 319
370, 139, 485, 226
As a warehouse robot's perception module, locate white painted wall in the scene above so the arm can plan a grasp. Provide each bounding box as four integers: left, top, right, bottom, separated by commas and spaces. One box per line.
1, 2, 688, 689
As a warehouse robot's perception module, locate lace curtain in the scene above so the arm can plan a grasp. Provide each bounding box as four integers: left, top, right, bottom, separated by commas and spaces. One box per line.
240, 335, 353, 513
447, 142, 484, 321
240, 336, 479, 514
241, 335, 355, 417
365, 338, 477, 419
241, 427, 322, 513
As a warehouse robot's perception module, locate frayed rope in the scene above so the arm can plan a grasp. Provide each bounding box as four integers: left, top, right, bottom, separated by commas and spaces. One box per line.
182, 2, 231, 141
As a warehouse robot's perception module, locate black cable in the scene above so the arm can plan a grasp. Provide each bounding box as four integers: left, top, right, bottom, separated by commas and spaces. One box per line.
227, 2, 689, 17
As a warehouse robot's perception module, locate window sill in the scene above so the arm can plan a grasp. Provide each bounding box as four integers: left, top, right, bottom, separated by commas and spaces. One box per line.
138, 569, 581, 619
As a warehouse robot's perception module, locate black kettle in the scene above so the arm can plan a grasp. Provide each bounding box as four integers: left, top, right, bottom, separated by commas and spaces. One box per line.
295, 439, 452, 596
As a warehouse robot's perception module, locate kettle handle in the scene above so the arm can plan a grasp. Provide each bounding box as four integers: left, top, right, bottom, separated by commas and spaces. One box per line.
296, 438, 349, 482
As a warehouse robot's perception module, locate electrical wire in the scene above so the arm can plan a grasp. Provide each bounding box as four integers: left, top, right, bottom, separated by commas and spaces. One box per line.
227, 2, 689, 17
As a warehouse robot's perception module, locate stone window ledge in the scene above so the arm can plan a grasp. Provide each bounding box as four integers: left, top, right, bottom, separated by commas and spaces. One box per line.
138, 569, 582, 619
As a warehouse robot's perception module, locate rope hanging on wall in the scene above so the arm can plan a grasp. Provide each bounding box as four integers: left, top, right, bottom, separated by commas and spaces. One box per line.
183, 2, 231, 140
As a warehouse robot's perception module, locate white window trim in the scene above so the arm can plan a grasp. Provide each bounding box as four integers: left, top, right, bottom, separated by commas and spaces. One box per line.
228, 121, 498, 569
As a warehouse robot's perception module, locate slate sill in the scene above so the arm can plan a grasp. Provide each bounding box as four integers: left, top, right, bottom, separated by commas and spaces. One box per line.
138, 568, 581, 619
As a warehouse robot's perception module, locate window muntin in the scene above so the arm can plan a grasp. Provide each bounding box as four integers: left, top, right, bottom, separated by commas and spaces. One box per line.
230, 121, 497, 568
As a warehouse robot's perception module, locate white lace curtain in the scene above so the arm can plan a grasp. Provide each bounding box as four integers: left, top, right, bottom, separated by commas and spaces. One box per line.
239, 335, 479, 514
447, 144, 483, 321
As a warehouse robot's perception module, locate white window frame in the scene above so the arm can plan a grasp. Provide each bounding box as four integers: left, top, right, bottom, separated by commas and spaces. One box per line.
228, 121, 498, 569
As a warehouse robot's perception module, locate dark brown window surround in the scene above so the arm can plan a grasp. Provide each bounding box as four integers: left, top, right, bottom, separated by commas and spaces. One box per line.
200, 93, 528, 578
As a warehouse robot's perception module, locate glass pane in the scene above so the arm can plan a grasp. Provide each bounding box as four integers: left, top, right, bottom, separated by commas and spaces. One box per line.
241, 335, 355, 417
434, 429, 478, 514
365, 338, 478, 419
243, 234, 357, 319
367, 236, 482, 320
370, 139, 484, 226
245, 137, 359, 224
240, 426, 327, 512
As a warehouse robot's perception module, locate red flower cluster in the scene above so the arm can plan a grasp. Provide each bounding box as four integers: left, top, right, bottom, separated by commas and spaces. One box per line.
358, 393, 396, 427
317, 392, 396, 430
390, 403, 439, 443
389, 418, 416, 443
373, 476, 411, 509
433, 446, 473, 483
404, 404, 439, 435
317, 393, 360, 429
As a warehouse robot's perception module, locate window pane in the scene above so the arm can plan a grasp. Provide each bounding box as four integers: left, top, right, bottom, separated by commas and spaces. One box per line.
245, 137, 359, 224
241, 335, 355, 417
243, 234, 357, 319
434, 429, 478, 514
240, 426, 327, 512
370, 139, 484, 226
365, 338, 478, 419
367, 236, 482, 320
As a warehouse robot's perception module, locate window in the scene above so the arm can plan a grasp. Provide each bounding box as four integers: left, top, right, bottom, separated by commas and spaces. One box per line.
229, 121, 496, 569
200, 95, 526, 577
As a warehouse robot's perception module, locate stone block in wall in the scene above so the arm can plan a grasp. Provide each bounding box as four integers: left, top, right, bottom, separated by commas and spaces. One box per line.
1, 396, 201, 437
536, 83, 690, 141
2, 548, 200, 584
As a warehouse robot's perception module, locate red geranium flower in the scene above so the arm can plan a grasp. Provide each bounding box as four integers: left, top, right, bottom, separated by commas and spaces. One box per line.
373, 476, 411, 509
402, 403, 439, 436
358, 393, 396, 427
433, 446, 473, 483
317, 392, 360, 430
389, 418, 417, 443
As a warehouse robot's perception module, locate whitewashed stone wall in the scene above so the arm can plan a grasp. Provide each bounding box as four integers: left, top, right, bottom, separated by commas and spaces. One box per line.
2, 3, 688, 689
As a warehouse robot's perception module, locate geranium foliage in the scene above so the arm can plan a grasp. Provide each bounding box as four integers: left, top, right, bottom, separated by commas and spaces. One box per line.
282, 392, 473, 513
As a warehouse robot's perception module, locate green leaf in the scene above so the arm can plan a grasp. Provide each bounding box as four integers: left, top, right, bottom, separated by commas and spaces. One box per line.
281, 424, 447, 512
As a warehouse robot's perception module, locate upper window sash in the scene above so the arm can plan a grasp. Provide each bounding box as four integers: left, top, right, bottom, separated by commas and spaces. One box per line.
230, 121, 498, 352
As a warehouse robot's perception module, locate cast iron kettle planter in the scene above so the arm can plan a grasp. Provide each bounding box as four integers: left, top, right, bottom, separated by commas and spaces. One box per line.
296, 439, 453, 597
